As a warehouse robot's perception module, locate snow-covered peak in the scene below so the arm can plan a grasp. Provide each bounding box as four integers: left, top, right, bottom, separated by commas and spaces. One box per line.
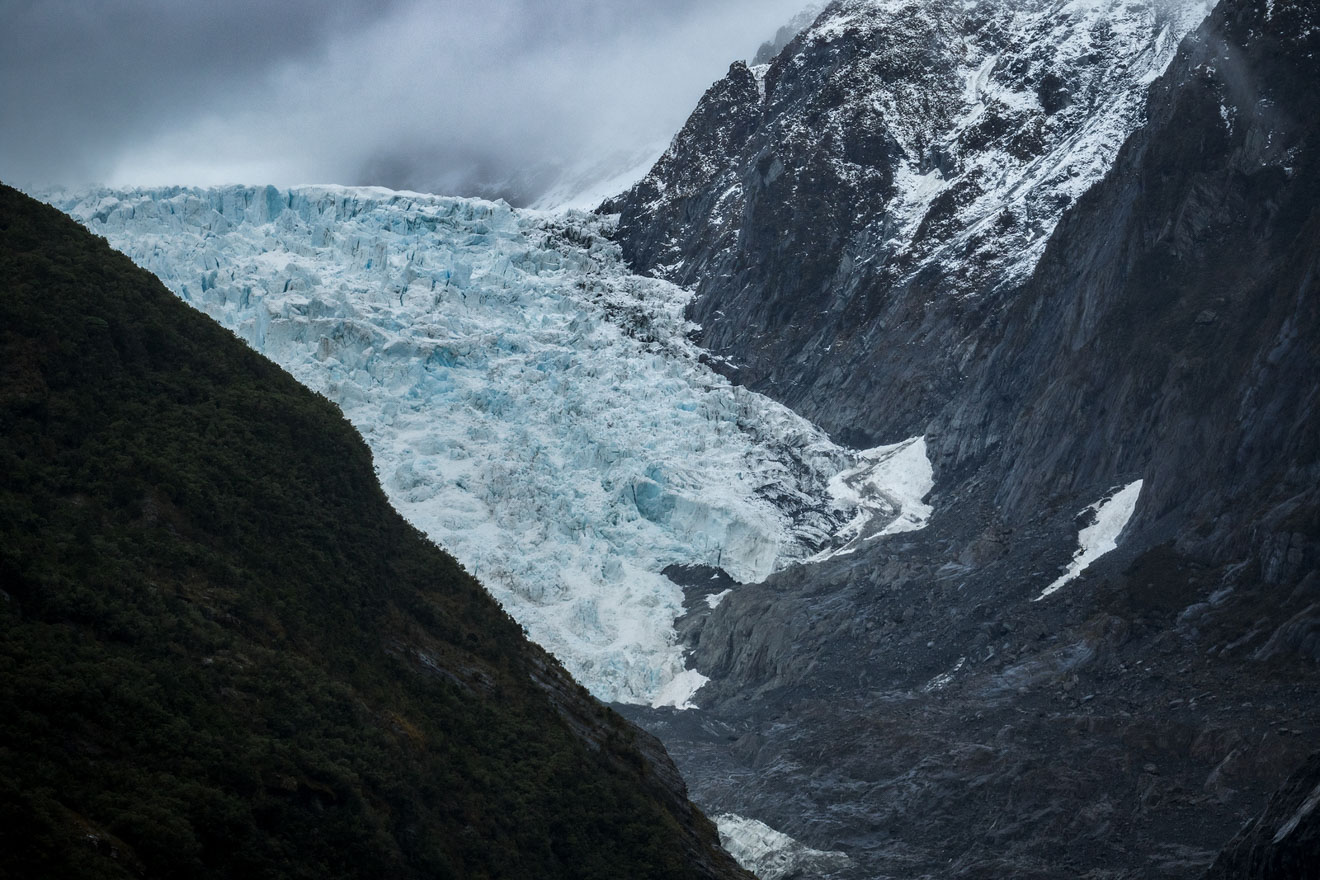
51, 184, 935, 705
522, 142, 672, 212
752, 2, 827, 64
783, 0, 1211, 290
621, 0, 1211, 297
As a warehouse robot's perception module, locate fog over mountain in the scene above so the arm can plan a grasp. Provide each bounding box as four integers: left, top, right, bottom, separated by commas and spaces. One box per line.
0, 0, 805, 202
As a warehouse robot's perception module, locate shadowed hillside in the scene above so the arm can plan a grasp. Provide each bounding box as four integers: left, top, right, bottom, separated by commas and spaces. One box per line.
0, 183, 751, 880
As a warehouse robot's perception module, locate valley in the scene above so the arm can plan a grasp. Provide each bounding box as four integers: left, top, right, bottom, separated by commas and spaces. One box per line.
13, 0, 1320, 876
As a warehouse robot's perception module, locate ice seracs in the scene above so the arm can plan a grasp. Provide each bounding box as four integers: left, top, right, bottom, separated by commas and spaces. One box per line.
53, 184, 937, 705
1036, 479, 1144, 600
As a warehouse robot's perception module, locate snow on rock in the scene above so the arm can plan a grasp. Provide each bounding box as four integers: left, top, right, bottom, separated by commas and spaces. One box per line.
863, 0, 1208, 289
51, 184, 933, 704
923, 656, 966, 693
1036, 479, 1144, 600
651, 668, 710, 710
828, 0, 1213, 293
715, 813, 850, 880
809, 436, 934, 561
627, 0, 1212, 301
705, 589, 733, 609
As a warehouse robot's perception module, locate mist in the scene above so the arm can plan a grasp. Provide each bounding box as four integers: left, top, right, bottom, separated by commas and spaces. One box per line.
1, 0, 810, 203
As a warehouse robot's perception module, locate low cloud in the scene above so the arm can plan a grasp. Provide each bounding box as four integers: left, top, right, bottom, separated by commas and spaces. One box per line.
2, 0, 808, 201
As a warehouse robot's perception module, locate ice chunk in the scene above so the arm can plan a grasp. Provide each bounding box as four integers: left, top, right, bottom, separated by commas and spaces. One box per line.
650, 668, 709, 710
705, 589, 732, 609
810, 436, 935, 561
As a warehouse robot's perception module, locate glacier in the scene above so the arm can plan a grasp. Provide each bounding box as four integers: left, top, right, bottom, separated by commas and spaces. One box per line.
51, 184, 935, 704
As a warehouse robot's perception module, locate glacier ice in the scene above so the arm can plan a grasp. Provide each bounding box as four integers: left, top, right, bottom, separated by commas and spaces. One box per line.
52, 184, 937, 704
1036, 479, 1144, 600
715, 813, 850, 880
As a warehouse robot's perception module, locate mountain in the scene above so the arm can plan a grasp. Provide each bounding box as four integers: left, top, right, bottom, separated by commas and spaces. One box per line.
606, 0, 1210, 446
0, 183, 751, 880
27, 0, 1320, 875
603, 0, 1320, 876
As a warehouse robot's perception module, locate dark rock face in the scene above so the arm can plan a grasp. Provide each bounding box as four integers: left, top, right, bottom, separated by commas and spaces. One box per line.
941, 0, 1320, 565
611, 0, 1320, 877
1203, 751, 1320, 879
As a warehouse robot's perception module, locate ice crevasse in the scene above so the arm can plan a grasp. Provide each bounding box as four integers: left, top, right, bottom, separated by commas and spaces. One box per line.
53, 185, 936, 704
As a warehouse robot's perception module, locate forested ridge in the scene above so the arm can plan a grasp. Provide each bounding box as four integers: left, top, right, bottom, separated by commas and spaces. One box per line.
0, 183, 747, 880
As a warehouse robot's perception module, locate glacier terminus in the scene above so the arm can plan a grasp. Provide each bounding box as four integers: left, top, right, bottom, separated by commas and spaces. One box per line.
54, 184, 935, 705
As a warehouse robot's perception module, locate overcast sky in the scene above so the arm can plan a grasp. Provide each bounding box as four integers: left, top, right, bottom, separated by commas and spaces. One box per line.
0, 0, 808, 202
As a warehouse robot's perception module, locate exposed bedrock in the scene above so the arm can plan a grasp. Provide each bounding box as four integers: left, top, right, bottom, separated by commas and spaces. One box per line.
613, 1, 1320, 877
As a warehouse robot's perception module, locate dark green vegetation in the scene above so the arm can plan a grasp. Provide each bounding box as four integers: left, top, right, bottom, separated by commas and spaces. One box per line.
0, 184, 748, 880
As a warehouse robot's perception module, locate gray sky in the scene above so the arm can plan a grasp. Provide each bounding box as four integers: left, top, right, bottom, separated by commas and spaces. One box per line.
1, 0, 808, 202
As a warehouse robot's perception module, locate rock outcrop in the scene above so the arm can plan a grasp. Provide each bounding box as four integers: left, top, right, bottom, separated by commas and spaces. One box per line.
1203, 752, 1320, 880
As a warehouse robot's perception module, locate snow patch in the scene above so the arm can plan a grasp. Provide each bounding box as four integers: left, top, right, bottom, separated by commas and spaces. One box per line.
705, 589, 733, 609
1036, 480, 1144, 600
715, 813, 850, 880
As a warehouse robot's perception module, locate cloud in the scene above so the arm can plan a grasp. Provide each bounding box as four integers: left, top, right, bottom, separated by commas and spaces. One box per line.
0, 0, 402, 187
1, 0, 809, 201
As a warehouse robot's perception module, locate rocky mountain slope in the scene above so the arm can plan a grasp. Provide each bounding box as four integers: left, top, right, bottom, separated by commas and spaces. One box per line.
607, 0, 1210, 446
608, 0, 1320, 876
0, 183, 751, 880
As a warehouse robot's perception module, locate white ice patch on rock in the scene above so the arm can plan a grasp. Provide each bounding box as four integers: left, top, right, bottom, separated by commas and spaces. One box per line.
52, 184, 917, 705
651, 668, 709, 710
705, 589, 733, 609
809, 436, 934, 562
923, 656, 966, 693
715, 813, 850, 880
1036, 479, 1144, 600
